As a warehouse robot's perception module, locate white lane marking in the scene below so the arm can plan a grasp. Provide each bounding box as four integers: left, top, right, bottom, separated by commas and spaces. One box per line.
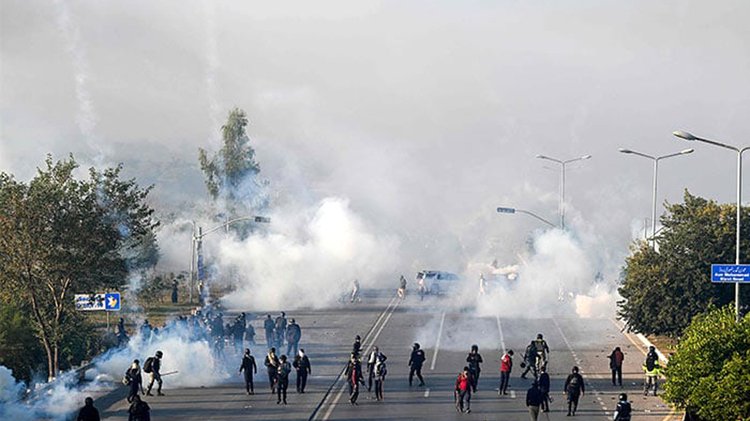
424, 388, 430, 398
510, 390, 516, 399
553, 319, 608, 412
321, 296, 400, 420
496, 315, 506, 354
430, 311, 446, 370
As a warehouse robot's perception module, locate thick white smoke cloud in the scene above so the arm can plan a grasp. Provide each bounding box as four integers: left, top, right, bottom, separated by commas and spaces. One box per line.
471, 226, 619, 319
219, 196, 399, 310
0, 322, 231, 421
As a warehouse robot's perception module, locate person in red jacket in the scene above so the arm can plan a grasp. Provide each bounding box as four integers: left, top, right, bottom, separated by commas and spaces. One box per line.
499, 350, 514, 395
455, 366, 472, 414
608, 347, 625, 387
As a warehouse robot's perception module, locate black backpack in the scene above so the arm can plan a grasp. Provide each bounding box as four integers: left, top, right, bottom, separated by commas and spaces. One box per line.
645, 354, 657, 371
143, 357, 154, 373
568, 374, 581, 392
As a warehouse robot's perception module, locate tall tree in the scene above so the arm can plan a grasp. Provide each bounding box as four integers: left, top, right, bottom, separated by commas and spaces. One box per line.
198, 108, 261, 201
618, 191, 750, 336
0, 155, 158, 379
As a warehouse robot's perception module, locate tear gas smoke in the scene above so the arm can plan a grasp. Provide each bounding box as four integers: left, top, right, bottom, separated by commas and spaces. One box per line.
472, 228, 619, 319
219, 197, 399, 310
0, 320, 232, 420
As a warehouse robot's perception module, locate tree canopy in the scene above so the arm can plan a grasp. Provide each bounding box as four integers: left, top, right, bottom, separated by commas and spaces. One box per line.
0, 155, 158, 379
663, 306, 750, 420
198, 108, 261, 202
618, 191, 750, 337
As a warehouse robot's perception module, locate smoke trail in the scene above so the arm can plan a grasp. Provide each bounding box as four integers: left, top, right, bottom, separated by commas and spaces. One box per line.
203, 0, 222, 147
52, 0, 101, 159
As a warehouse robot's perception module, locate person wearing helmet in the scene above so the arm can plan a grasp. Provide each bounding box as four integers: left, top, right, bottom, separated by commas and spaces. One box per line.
466, 345, 483, 393
146, 350, 164, 396
564, 366, 585, 416
408, 343, 426, 387
533, 333, 549, 372
613, 393, 632, 420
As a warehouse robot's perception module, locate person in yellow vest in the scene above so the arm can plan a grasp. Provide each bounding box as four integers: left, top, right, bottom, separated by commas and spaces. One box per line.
642, 346, 661, 396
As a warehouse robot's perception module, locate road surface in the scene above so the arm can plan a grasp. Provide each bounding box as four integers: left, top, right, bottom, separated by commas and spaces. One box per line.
98, 289, 676, 421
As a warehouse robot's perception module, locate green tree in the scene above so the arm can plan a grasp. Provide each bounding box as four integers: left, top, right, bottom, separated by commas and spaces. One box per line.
663, 306, 750, 420
198, 108, 261, 201
0, 300, 44, 382
0, 155, 158, 379
618, 191, 750, 336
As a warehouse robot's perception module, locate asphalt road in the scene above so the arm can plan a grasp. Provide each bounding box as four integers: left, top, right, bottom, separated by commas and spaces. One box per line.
99, 290, 677, 421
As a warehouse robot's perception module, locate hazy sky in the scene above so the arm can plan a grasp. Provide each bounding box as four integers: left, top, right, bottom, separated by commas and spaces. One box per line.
2, 0, 750, 273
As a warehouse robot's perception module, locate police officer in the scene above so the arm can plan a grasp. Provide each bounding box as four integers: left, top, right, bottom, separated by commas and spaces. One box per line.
533, 333, 550, 372
264, 314, 275, 347
239, 348, 257, 395
466, 345, 483, 393
145, 350, 164, 396
275, 312, 288, 348
286, 319, 302, 357
277, 355, 292, 405
520, 341, 538, 379
613, 393, 632, 420
408, 343, 426, 387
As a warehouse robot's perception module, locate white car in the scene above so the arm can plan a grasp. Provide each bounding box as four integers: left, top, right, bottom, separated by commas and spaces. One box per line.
416, 270, 460, 296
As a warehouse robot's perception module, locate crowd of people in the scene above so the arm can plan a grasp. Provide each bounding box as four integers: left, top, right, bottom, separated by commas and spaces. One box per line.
78, 292, 661, 421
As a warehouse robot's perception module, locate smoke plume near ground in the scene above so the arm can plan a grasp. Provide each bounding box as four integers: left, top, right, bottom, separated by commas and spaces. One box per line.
219, 196, 399, 310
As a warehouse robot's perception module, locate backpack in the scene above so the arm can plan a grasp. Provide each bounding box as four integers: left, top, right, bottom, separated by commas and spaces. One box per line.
645, 354, 657, 371
568, 374, 581, 392
143, 357, 154, 373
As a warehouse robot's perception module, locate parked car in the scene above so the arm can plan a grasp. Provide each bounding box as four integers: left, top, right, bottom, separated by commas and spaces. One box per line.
415, 270, 460, 296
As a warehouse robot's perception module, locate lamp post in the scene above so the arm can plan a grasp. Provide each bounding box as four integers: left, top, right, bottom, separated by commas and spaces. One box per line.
674, 130, 750, 322
535, 154, 592, 230
618, 147, 694, 247
190, 215, 271, 304
497, 207, 556, 228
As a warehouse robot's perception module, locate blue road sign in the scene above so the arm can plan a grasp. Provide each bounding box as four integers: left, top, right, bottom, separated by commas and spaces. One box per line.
104, 292, 121, 311
711, 264, 750, 283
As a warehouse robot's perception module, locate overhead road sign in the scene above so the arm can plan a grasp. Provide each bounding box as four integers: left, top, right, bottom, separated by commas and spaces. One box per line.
711, 264, 750, 283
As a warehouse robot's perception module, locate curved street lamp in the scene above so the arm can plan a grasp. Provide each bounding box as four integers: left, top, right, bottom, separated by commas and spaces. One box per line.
673, 130, 750, 322
497, 206, 556, 228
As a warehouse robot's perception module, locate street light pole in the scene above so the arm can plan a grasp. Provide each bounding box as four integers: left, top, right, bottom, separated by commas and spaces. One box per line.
189, 215, 271, 306
618, 148, 693, 247
536, 154, 592, 230
497, 207, 556, 228
674, 130, 750, 322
